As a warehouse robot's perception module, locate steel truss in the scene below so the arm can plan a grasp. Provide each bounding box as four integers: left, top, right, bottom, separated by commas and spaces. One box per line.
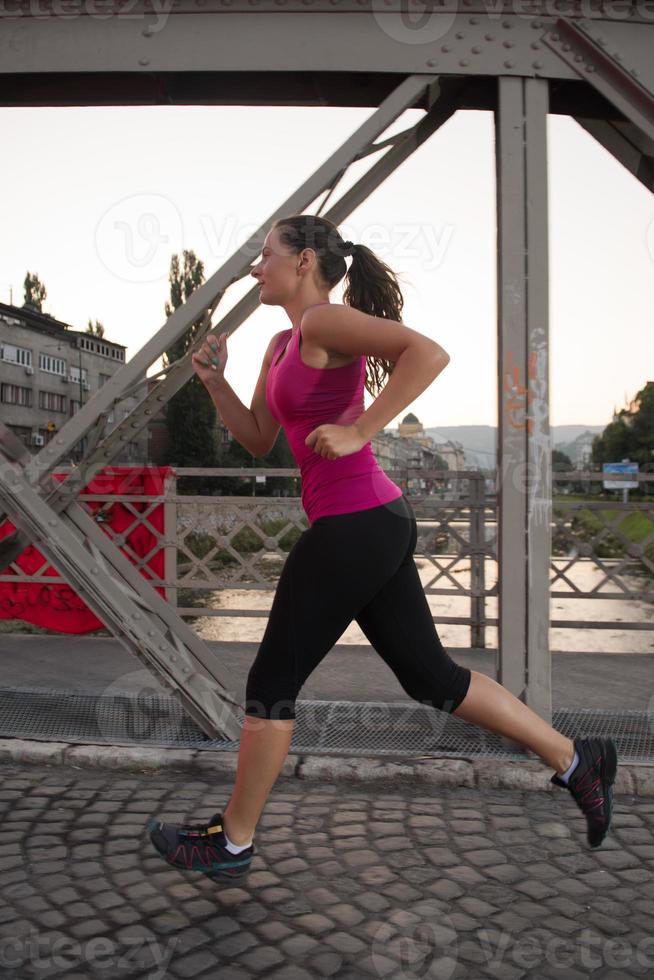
1, 6, 652, 730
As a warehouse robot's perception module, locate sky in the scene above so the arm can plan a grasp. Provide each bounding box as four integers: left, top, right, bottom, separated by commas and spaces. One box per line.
1, 103, 652, 431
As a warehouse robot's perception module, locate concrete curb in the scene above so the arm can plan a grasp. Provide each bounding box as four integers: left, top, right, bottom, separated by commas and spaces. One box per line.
0, 737, 652, 795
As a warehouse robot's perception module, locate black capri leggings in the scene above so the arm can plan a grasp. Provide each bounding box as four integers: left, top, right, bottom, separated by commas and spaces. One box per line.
245, 493, 472, 720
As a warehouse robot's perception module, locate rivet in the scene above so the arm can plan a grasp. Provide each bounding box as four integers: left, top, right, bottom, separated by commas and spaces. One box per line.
471, 46, 482, 54
504, 60, 515, 68
138, 58, 150, 66
531, 20, 542, 28
574, 53, 583, 62
459, 59, 469, 66
90, 566, 99, 573
551, 32, 559, 41
159, 644, 167, 651
562, 43, 571, 51
530, 42, 540, 50
484, 33, 495, 41
502, 19, 512, 28
148, 630, 156, 636
468, 16, 479, 24
426, 58, 438, 66
614, 52, 622, 61
133, 612, 141, 618
455, 32, 465, 39
441, 44, 451, 52
503, 40, 514, 48
49, 519, 58, 527
586, 65, 596, 72
533, 61, 543, 69
597, 37, 606, 45
631, 69, 639, 77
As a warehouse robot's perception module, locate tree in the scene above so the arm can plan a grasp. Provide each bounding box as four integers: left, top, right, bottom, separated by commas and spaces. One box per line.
161, 250, 221, 494
23, 272, 47, 312
553, 449, 573, 471
592, 381, 654, 494
86, 318, 105, 338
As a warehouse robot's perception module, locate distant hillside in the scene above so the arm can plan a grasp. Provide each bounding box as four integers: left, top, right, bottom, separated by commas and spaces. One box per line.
421, 424, 605, 470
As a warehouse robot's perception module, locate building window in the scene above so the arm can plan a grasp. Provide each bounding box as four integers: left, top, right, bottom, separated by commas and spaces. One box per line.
99, 373, 111, 387
1, 383, 32, 406
1, 344, 32, 367
38, 390, 66, 413
69, 365, 88, 385
39, 353, 67, 376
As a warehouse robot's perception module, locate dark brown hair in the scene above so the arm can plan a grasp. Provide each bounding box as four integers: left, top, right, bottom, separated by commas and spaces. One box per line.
272, 214, 405, 397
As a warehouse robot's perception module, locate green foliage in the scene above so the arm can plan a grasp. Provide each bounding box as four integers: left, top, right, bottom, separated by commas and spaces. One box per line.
592, 381, 654, 477
553, 449, 573, 470
23, 271, 47, 312
162, 250, 221, 494
86, 318, 105, 337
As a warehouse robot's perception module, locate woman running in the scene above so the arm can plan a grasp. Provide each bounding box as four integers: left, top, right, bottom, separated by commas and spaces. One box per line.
148, 214, 617, 880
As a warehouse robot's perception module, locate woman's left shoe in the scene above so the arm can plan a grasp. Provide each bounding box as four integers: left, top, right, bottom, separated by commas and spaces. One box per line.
147, 810, 254, 880
550, 736, 617, 848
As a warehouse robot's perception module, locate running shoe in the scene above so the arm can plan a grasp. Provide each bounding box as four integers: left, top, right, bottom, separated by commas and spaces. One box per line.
550, 736, 618, 848
147, 810, 254, 879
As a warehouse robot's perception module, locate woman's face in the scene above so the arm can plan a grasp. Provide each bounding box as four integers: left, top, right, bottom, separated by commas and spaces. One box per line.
251, 226, 314, 306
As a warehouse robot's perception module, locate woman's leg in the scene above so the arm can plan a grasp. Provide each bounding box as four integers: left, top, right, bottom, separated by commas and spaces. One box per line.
222, 717, 294, 844
452, 672, 574, 774
237, 497, 415, 838
354, 517, 574, 775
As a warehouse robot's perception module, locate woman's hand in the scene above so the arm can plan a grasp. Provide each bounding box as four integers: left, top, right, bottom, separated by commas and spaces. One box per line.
304, 423, 366, 460
191, 314, 228, 386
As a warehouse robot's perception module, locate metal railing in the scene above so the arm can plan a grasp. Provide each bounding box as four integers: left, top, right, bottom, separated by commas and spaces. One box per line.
3, 467, 652, 649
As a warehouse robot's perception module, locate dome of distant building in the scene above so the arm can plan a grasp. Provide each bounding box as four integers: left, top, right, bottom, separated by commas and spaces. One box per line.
402, 413, 419, 424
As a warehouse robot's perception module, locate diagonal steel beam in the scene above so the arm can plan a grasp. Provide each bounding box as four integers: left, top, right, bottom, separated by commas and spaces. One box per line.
0, 443, 244, 740
22, 73, 440, 489
573, 116, 654, 193
0, 73, 462, 740
542, 18, 654, 143
0, 74, 461, 571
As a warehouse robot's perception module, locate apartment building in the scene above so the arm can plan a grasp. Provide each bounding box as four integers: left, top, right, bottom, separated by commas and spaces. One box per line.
0, 301, 147, 463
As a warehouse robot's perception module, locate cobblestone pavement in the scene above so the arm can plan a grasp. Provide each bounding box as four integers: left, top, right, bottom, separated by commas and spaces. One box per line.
1, 761, 653, 980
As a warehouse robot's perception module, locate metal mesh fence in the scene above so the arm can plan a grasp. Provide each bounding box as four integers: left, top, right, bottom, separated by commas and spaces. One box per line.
0, 687, 651, 762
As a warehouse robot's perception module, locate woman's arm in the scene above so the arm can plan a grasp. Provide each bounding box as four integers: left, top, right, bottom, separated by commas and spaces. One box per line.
354, 346, 448, 443
300, 303, 449, 442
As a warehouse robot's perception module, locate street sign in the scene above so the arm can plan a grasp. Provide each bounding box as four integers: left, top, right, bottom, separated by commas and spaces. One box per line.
603, 462, 639, 490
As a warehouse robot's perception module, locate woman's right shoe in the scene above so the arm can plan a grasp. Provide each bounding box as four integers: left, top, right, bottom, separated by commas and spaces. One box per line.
550, 736, 617, 848
147, 810, 255, 880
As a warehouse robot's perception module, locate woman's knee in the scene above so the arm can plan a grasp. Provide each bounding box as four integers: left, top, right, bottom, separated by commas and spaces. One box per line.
245, 673, 298, 720
407, 663, 472, 714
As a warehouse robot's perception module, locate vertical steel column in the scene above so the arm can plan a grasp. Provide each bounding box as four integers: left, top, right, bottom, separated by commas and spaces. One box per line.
496, 76, 553, 726
469, 473, 486, 651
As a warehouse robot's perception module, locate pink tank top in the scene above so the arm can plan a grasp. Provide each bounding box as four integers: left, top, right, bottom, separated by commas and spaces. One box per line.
266, 303, 403, 524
